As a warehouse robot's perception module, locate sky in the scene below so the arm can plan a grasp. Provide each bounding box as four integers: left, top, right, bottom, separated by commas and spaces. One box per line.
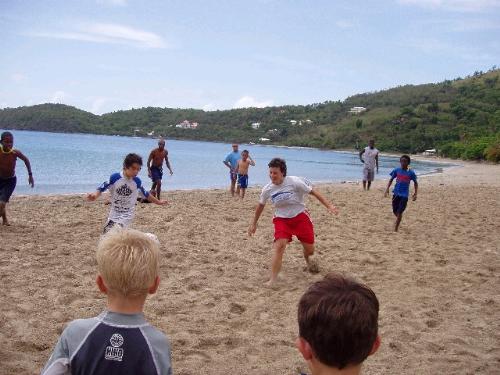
1, 0, 499, 114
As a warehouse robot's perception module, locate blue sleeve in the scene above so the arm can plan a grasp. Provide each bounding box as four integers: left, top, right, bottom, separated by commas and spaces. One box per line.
97, 173, 121, 192
134, 177, 149, 198
411, 170, 417, 182
224, 153, 230, 163
389, 169, 397, 179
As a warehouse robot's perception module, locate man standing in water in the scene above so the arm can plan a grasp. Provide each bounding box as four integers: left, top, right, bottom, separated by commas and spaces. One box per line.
0, 131, 34, 225
359, 139, 379, 191
147, 138, 173, 200
223, 143, 241, 197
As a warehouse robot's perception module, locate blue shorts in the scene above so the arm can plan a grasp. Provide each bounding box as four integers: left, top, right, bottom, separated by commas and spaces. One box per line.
238, 174, 248, 189
150, 166, 163, 182
0, 176, 16, 203
392, 195, 408, 214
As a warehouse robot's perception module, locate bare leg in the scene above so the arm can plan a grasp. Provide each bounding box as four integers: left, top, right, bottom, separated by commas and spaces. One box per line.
150, 181, 157, 197
236, 184, 240, 198
0, 202, 9, 226
230, 178, 236, 197
367, 181, 372, 190
156, 180, 162, 200
266, 239, 288, 286
240, 188, 246, 199
301, 242, 319, 273
395, 213, 403, 232
362, 180, 367, 190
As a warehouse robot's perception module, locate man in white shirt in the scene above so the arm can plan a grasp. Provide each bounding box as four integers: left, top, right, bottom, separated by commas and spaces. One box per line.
248, 158, 338, 286
359, 139, 379, 191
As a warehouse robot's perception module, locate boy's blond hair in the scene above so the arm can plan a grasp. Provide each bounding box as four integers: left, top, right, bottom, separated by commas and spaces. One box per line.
97, 228, 160, 297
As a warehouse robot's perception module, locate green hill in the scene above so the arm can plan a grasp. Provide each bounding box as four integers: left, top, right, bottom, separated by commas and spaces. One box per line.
1, 69, 499, 161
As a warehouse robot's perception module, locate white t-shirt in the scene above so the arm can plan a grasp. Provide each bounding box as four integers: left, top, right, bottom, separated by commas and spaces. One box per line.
363, 147, 379, 170
259, 176, 313, 218
98, 173, 149, 227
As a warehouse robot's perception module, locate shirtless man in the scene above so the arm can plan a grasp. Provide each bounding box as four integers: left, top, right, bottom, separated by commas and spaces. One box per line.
235, 150, 255, 199
147, 138, 173, 200
0, 131, 34, 225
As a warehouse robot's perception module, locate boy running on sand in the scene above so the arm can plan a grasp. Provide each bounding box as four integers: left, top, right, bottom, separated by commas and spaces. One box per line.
41, 228, 172, 375
147, 138, 173, 200
248, 158, 338, 286
296, 273, 380, 375
0, 131, 34, 225
235, 150, 255, 199
87, 153, 167, 233
384, 155, 418, 232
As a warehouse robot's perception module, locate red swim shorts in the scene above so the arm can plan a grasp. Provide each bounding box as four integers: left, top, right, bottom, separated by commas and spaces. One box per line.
273, 211, 314, 244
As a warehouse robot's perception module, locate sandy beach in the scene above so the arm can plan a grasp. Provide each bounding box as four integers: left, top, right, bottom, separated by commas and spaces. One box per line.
1, 160, 499, 375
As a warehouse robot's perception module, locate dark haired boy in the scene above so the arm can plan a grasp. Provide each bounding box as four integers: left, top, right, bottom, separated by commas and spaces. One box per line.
297, 273, 381, 375
384, 155, 418, 232
0, 131, 34, 225
249, 158, 338, 286
87, 153, 168, 233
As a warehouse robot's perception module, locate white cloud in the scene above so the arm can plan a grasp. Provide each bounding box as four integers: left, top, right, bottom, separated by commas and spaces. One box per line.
51, 91, 67, 103
233, 96, 273, 109
397, 0, 500, 12
202, 103, 216, 111
11, 73, 27, 82
91, 97, 108, 114
30, 22, 167, 49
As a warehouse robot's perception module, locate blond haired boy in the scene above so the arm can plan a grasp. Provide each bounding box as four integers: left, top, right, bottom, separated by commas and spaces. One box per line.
41, 229, 172, 375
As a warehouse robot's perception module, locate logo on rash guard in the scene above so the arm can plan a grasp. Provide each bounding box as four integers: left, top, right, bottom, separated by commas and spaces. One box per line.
105, 333, 124, 361
116, 184, 133, 196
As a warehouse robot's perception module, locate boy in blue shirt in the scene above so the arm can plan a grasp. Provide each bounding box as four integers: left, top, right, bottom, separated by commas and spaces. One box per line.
384, 155, 418, 232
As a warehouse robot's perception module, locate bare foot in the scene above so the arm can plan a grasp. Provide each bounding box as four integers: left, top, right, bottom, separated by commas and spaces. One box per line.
264, 278, 277, 287
306, 258, 320, 274
2, 220, 10, 226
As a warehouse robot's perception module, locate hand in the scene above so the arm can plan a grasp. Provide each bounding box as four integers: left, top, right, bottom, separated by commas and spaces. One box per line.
148, 170, 152, 178
328, 205, 339, 215
412, 193, 417, 202
360, 159, 364, 164
28, 175, 34, 188
248, 223, 257, 236
169, 170, 173, 176
384, 190, 389, 198
87, 192, 98, 201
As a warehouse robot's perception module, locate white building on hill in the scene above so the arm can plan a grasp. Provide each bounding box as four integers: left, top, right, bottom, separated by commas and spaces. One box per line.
349, 106, 367, 114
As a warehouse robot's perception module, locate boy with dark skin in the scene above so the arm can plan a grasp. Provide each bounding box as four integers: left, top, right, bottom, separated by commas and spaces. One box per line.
147, 138, 173, 200
384, 155, 418, 232
0, 132, 34, 225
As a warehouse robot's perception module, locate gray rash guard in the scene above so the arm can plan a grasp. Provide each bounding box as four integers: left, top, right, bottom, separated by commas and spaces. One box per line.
41, 311, 172, 375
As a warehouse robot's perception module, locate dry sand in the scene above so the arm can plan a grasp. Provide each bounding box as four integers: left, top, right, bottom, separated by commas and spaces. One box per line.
1, 161, 499, 374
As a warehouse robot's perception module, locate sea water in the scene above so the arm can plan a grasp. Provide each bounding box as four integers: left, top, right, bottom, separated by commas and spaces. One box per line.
1, 130, 453, 195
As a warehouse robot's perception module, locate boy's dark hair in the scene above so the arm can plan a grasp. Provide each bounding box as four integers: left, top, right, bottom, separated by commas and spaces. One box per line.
401, 155, 411, 164
123, 153, 143, 169
268, 158, 287, 176
1, 131, 13, 141
242, 149, 249, 154
298, 273, 379, 369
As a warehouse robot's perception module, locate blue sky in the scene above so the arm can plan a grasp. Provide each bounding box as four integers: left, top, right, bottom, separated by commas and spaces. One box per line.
1, 0, 499, 114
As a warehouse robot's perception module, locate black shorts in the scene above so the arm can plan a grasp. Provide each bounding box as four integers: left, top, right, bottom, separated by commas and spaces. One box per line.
0, 176, 17, 203
392, 195, 408, 214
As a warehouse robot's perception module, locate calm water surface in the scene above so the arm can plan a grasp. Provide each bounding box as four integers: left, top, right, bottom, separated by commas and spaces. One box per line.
1, 130, 453, 195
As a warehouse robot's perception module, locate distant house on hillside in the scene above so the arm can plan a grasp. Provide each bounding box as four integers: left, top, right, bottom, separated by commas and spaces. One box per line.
251, 122, 261, 129
175, 120, 198, 129
349, 106, 367, 114
289, 120, 297, 125
259, 137, 270, 142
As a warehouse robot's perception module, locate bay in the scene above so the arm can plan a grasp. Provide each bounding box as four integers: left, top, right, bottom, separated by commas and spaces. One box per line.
1, 130, 453, 195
